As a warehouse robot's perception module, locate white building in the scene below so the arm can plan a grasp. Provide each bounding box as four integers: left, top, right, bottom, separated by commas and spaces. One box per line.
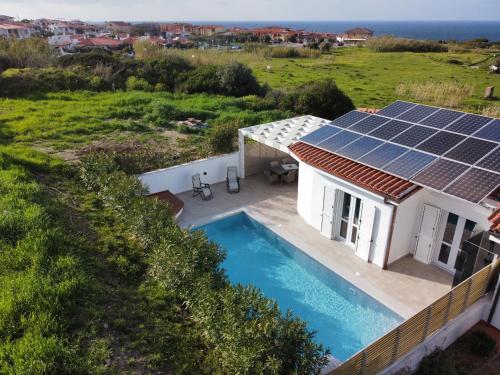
0, 22, 35, 38
238, 102, 500, 284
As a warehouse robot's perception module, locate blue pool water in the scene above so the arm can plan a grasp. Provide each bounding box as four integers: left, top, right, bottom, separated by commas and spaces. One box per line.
197, 212, 403, 361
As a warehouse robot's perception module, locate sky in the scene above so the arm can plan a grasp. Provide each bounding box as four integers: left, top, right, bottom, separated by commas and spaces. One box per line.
1, 0, 499, 22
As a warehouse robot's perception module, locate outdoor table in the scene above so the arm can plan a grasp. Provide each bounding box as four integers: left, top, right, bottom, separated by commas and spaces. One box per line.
282, 163, 299, 172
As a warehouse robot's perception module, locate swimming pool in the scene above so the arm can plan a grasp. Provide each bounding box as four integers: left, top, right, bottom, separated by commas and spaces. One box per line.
197, 212, 403, 361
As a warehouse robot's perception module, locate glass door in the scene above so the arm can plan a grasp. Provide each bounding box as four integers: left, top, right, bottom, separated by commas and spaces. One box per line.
435, 212, 477, 273
338, 192, 362, 247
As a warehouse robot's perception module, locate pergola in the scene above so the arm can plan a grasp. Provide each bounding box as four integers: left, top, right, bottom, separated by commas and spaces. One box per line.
238, 115, 329, 177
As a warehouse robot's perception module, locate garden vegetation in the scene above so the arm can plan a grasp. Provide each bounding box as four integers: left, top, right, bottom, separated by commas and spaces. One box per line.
365, 36, 448, 53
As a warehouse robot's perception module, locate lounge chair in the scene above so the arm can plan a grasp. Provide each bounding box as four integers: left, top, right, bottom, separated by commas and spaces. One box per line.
192, 173, 213, 200
264, 169, 279, 184
282, 169, 297, 184
226, 166, 240, 193
270, 160, 280, 168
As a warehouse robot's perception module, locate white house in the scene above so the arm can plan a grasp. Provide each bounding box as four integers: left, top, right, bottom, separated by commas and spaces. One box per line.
238, 102, 500, 285
0, 22, 35, 38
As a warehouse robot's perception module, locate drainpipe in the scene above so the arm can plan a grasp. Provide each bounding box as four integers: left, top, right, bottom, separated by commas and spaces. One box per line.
382, 201, 398, 270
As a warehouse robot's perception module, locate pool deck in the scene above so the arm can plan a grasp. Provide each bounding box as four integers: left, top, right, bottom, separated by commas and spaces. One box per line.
177, 174, 453, 319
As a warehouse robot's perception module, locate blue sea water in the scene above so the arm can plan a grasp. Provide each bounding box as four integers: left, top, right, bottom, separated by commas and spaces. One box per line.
186, 20, 500, 42
197, 212, 403, 361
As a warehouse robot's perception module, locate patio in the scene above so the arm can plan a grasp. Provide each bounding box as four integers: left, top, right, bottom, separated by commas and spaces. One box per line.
177, 173, 453, 319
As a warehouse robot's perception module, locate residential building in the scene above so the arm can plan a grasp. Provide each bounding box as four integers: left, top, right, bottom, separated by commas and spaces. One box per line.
250, 26, 297, 42
0, 15, 15, 22
339, 27, 375, 44
193, 25, 226, 36
0, 22, 35, 38
238, 102, 500, 286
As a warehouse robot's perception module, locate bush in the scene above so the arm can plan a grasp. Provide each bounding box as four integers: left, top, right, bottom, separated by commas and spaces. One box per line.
366, 36, 448, 52
78, 156, 330, 374
126, 76, 152, 91
0, 37, 56, 68
0, 68, 88, 96
291, 79, 355, 119
464, 331, 496, 358
179, 64, 221, 94
416, 348, 458, 375
208, 122, 239, 153
216, 61, 262, 97
58, 49, 117, 69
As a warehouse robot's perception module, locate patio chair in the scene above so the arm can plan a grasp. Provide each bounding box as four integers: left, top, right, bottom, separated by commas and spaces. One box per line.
270, 160, 280, 168
282, 170, 297, 184
192, 173, 213, 200
264, 169, 279, 184
282, 157, 296, 165
226, 166, 240, 193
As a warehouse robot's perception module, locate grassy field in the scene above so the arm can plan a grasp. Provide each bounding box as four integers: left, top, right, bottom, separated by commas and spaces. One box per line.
179, 47, 500, 110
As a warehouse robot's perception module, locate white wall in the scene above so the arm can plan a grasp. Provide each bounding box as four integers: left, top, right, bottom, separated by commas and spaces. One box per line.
296, 162, 395, 267
389, 188, 492, 265
137, 152, 239, 195
380, 298, 490, 375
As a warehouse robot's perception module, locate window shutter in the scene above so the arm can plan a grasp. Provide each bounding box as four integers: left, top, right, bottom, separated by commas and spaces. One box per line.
356, 203, 376, 261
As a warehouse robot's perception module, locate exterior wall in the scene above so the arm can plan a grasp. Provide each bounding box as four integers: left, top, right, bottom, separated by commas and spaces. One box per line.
380, 298, 490, 375
297, 162, 395, 267
389, 188, 492, 266
137, 152, 239, 195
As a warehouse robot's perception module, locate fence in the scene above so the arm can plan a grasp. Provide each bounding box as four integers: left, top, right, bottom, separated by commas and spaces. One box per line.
329, 259, 500, 375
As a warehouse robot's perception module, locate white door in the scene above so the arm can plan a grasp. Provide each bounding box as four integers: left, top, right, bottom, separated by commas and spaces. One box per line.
435, 213, 477, 273
356, 203, 375, 261
414, 204, 441, 264
337, 191, 362, 247
320, 186, 336, 239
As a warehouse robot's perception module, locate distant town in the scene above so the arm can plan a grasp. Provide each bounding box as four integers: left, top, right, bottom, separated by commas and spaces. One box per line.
0, 14, 375, 52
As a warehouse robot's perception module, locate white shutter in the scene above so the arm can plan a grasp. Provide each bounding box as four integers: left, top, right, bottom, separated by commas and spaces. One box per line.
320, 186, 336, 238
356, 203, 376, 261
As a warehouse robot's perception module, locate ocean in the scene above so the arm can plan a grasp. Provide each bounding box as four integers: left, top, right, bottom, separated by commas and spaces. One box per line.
180, 21, 500, 42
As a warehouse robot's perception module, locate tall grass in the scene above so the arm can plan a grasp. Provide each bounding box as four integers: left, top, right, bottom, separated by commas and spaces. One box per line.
481, 105, 500, 118
396, 81, 473, 108
366, 36, 448, 53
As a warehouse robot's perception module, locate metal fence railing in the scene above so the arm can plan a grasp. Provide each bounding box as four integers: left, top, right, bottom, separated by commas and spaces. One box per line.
329, 259, 500, 375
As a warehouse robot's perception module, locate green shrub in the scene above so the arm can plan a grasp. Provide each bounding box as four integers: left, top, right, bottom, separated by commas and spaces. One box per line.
179, 64, 221, 94
208, 122, 239, 153
366, 36, 448, 52
216, 61, 263, 97
0, 37, 56, 68
79, 157, 329, 373
126, 76, 153, 91
288, 79, 355, 119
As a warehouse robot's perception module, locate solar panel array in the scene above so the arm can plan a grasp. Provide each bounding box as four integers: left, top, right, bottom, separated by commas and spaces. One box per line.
298, 101, 500, 204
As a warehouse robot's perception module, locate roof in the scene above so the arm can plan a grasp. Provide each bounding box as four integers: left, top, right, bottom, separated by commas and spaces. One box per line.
489, 207, 500, 234
344, 27, 374, 34
290, 142, 418, 201
239, 115, 330, 154
0, 22, 33, 30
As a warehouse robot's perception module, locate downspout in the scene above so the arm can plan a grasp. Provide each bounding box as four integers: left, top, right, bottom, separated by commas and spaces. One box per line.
382, 201, 398, 270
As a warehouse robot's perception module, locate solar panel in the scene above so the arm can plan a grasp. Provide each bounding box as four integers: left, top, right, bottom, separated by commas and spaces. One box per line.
419, 109, 464, 129
473, 119, 500, 142
299, 125, 342, 145
368, 120, 413, 140
330, 111, 370, 128
396, 105, 439, 123
383, 151, 437, 179
359, 143, 409, 169
444, 168, 500, 203
336, 137, 384, 160
317, 130, 361, 152
476, 147, 500, 173
391, 125, 437, 147
412, 159, 469, 191
444, 114, 493, 135
349, 115, 389, 133
416, 131, 466, 155
377, 101, 416, 117
443, 138, 498, 165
